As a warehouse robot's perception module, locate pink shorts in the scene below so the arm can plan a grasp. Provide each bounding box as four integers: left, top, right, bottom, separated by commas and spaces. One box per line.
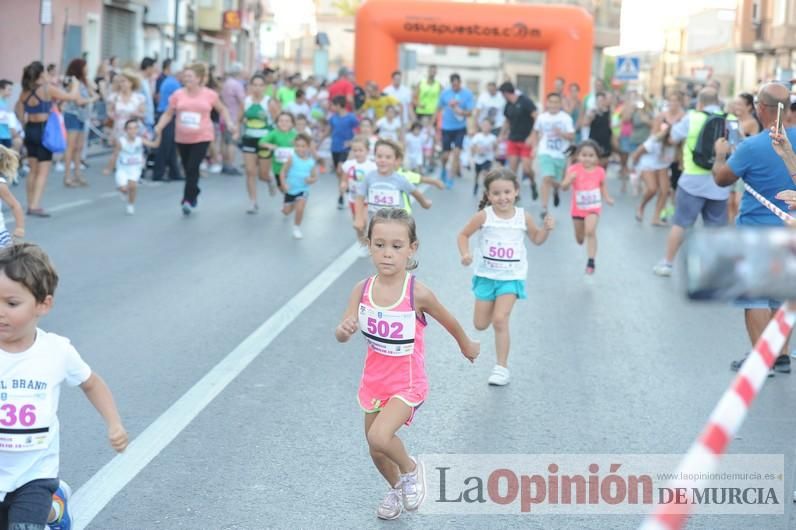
360, 395, 424, 426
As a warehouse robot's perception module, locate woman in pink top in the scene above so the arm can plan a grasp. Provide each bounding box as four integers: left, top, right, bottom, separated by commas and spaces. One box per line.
335, 208, 479, 521
154, 63, 238, 215
561, 140, 614, 275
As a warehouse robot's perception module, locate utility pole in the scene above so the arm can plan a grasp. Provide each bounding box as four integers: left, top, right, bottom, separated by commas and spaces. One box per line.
173, 0, 180, 60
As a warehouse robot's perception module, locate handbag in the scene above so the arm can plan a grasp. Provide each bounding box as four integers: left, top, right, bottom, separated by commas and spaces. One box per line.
43, 105, 67, 153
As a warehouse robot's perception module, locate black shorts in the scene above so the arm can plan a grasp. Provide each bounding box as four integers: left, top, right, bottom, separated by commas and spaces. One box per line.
332, 150, 350, 167
475, 161, 493, 174
284, 191, 308, 204
24, 122, 53, 162
670, 161, 682, 189
241, 136, 273, 159
0, 138, 11, 148
0, 478, 60, 526
441, 128, 466, 152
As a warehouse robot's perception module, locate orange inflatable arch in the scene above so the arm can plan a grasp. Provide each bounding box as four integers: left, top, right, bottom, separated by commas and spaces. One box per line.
355, 0, 593, 96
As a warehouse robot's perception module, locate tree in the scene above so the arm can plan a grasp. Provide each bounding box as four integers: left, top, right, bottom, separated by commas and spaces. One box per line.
332, 0, 362, 17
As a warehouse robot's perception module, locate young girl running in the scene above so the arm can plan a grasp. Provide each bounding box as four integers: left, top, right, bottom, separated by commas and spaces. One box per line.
342, 137, 377, 254
240, 73, 279, 213
114, 119, 160, 215
0, 145, 26, 245
561, 140, 614, 275
335, 208, 480, 520
280, 133, 318, 239
457, 168, 554, 386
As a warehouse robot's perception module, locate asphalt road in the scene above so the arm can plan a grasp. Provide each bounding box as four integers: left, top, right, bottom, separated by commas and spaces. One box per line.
18, 157, 796, 529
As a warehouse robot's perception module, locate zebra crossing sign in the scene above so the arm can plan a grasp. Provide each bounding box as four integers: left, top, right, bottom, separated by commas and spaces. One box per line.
615, 56, 640, 81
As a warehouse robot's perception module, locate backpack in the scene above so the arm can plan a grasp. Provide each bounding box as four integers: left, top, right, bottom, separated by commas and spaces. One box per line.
692, 111, 727, 170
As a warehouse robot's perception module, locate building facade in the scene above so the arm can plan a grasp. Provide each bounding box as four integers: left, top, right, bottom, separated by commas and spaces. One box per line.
736, 0, 796, 84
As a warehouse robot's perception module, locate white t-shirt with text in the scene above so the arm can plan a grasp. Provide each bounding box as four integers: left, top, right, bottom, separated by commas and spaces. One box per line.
0, 330, 92, 499
534, 111, 575, 159
476, 92, 506, 129
471, 132, 498, 165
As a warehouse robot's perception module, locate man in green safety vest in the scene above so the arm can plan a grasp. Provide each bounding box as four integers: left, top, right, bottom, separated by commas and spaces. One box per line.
413, 65, 442, 123
652, 87, 734, 277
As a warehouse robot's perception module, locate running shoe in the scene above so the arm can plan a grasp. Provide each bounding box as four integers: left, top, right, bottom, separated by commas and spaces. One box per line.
209, 163, 222, 174
652, 261, 672, 277
222, 166, 242, 176
125, 204, 135, 216
586, 264, 595, 275
292, 226, 303, 239
337, 195, 344, 210
530, 180, 539, 201
487, 365, 510, 386
181, 201, 191, 216
774, 355, 791, 374
48, 480, 72, 530
730, 354, 775, 377
246, 203, 259, 215
553, 189, 560, 207
401, 457, 427, 511
376, 487, 403, 520
55, 161, 65, 172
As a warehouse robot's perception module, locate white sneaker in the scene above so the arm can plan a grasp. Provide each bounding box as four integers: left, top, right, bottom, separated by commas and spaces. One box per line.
125, 204, 135, 215
401, 457, 427, 511
209, 163, 222, 174
292, 226, 303, 239
358, 243, 370, 258
199, 161, 208, 171
652, 261, 673, 277
488, 365, 510, 386
55, 161, 65, 172
376, 487, 403, 520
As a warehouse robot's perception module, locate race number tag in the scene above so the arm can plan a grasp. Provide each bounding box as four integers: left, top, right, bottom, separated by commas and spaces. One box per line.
178, 111, 201, 129
275, 147, 293, 163
0, 391, 51, 452
119, 154, 142, 166
367, 188, 401, 208
576, 189, 601, 210
481, 238, 521, 271
546, 137, 563, 152
358, 304, 416, 356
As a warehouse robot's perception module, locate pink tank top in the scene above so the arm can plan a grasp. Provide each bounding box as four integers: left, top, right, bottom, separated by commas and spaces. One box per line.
357, 273, 428, 410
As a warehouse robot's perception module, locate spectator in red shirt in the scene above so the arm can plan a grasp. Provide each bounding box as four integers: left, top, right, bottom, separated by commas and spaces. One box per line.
328, 68, 355, 111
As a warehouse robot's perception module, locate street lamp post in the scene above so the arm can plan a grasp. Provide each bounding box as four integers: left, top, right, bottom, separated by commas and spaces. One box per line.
173, 0, 180, 60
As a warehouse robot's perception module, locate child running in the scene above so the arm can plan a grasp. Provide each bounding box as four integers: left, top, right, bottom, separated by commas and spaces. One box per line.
470, 118, 497, 196
0, 145, 26, 245
335, 208, 480, 520
342, 136, 377, 255
404, 123, 425, 172
353, 139, 432, 233
457, 168, 554, 386
630, 117, 673, 226
0, 243, 128, 530
114, 119, 160, 215
560, 140, 614, 275
280, 133, 318, 239
329, 96, 359, 209
260, 112, 297, 190
531, 92, 575, 219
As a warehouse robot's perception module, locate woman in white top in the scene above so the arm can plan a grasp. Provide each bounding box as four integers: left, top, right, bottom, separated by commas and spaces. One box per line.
103, 70, 145, 175
631, 116, 675, 226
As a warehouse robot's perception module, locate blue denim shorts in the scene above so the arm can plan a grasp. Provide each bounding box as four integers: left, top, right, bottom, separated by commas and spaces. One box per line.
63, 113, 84, 132
733, 298, 783, 310
472, 276, 526, 301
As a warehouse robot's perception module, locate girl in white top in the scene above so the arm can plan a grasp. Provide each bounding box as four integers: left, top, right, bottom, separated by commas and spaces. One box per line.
403, 123, 424, 172
342, 137, 377, 253
359, 118, 379, 161
630, 117, 674, 226
470, 118, 498, 196
376, 105, 403, 143
457, 168, 554, 386
113, 119, 160, 215
0, 145, 26, 246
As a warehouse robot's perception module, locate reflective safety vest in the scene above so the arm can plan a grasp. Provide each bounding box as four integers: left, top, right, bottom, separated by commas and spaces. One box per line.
682, 109, 737, 175
416, 79, 441, 115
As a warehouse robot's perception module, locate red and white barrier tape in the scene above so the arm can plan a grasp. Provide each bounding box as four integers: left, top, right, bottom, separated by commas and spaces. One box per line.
640, 305, 796, 530
743, 183, 795, 224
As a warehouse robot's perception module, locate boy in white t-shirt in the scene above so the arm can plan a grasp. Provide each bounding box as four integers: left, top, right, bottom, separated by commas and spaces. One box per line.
0, 244, 128, 530
404, 123, 425, 172
530, 92, 575, 219
470, 118, 498, 196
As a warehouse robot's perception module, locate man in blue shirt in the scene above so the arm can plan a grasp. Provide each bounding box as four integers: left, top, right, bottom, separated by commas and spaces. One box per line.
152, 61, 183, 181
713, 82, 796, 374
438, 73, 474, 184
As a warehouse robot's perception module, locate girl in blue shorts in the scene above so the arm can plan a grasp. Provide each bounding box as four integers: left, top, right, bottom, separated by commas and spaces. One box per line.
457, 168, 555, 386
